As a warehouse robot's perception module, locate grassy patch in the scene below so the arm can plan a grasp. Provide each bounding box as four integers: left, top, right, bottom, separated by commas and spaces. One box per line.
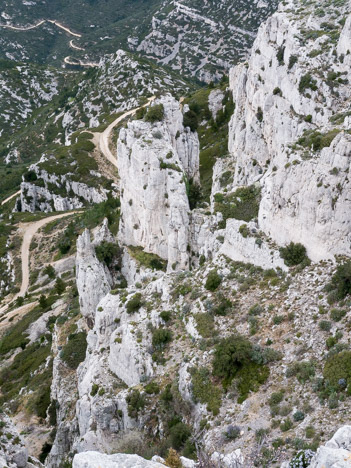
128, 246, 167, 271
190, 367, 222, 414
214, 185, 261, 227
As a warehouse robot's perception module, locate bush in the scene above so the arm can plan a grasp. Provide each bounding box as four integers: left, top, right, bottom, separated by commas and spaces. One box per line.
214, 297, 232, 316
126, 293, 142, 314
165, 449, 182, 468
224, 425, 241, 440
205, 270, 222, 291
152, 328, 172, 350
160, 310, 172, 322
269, 391, 284, 406
91, 383, 99, 396
328, 261, 351, 301
256, 106, 263, 122
323, 350, 351, 387
126, 389, 145, 418
299, 74, 317, 93
330, 308, 346, 322
61, 332, 87, 369
273, 87, 282, 96
288, 55, 298, 69
95, 241, 120, 267
169, 422, 191, 450
319, 320, 332, 332
293, 411, 305, 422
214, 185, 261, 225
145, 104, 164, 123
289, 450, 315, 468
183, 110, 198, 132
190, 367, 222, 415
43, 265, 55, 279
55, 277, 66, 295
279, 242, 309, 267
212, 334, 252, 382
286, 361, 315, 383
280, 418, 293, 432
144, 381, 160, 394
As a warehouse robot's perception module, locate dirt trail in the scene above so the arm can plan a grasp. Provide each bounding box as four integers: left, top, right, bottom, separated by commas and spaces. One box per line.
1, 190, 20, 206
0, 19, 81, 37
0, 211, 80, 315
93, 96, 156, 168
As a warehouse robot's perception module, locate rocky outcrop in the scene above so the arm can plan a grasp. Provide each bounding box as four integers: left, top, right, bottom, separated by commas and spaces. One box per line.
18, 157, 108, 213
73, 451, 165, 468
117, 94, 199, 271
225, 4, 351, 262
0, 413, 38, 468
76, 220, 114, 323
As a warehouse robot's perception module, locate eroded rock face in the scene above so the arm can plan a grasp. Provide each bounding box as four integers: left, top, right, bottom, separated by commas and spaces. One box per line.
117, 94, 199, 272
76, 220, 114, 322
73, 451, 165, 468
226, 6, 351, 262
0, 414, 32, 468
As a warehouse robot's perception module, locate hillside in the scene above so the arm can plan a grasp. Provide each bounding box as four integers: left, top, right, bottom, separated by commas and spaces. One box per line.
0, 0, 278, 80
0, 0, 350, 467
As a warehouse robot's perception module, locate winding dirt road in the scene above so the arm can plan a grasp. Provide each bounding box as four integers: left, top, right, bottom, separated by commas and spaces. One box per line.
1, 190, 20, 207
0, 19, 81, 37
93, 96, 156, 168
0, 211, 80, 315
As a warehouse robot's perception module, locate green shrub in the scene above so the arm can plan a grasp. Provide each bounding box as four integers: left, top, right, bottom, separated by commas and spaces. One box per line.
269, 391, 284, 406
126, 389, 145, 418
145, 104, 164, 123
205, 270, 222, 291
273, 87, 282, 96
91, 383, 99, 396
288, 55, 298, 69
239, 224, 249, 238
95, 241, 121, 267
55, 277, 66, 295
43, 265, 55, 279
276, 46, 285, 65
319, 320, 332, 332
61, 332, 87, 369
224, 425, 240, 440
293, 411, 305, 422
183, 110, 198, 132
160, 310, 172, 322
330, 308, 346, 322
327, 261, 351, 301
323, 351, 351, 387
126, 293, 142, 314
256, 107, 263, 122
144, 381, 160, 394
279, 242, 309, 267
194, 313, 215, 338
128, 246, 167, 271
214, 297, 232, 316
169, 422, 191, 450
212, 334, 269, 399
299, 74, 317, 93
34, 384, 51, 419
190, 367, 222, 415
297, 129, 340, 151
286, 361, 315, 383
152, 328, 172, 350
214, 185, 261, 225
280, 418, 293, 432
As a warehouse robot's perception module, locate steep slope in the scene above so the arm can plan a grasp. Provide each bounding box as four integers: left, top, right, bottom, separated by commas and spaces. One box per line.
212, 0, 351, 263
1, 0, 279, 80
135, 0, 279, 81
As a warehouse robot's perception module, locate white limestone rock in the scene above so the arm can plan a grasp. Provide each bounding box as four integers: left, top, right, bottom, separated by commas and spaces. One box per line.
117, 94, 199, 272
76, 222, 114, 322
226, 6, 351, 262
208, 89, 225, 119
73, 451, 165, 468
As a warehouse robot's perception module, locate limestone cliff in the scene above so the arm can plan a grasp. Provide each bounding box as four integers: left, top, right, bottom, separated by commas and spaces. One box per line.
223, 1, 351, 261
117, 94, 199, 271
